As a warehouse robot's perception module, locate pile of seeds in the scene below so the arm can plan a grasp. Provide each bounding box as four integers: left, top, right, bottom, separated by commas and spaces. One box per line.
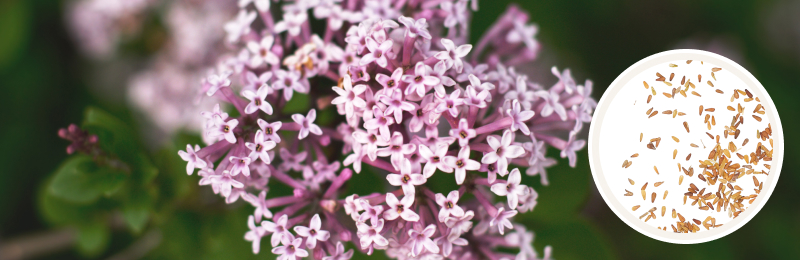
619, 60, 773, 233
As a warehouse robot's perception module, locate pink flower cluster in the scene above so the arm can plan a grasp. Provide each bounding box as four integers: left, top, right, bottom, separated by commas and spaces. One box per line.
179, 0, 594, 259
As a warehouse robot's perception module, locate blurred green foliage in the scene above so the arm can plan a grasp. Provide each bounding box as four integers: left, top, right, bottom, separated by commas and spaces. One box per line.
1, 0, 799, 259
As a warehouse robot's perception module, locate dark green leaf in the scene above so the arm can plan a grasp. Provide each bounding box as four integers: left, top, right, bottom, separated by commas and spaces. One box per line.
38, 181, 95, 225
122, 189, 152, 234
49, 155, 128, 204
82, 106, 138, 164
76, 221, 110, 257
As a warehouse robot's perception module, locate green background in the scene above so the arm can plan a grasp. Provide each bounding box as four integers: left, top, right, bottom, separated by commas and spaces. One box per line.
1, 0, 798, 259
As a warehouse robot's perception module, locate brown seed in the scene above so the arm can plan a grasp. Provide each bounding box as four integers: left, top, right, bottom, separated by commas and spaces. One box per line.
664, 190, 669, 200
651, 192, 657, 203
647, 95, 652, 103
672, 136, 680, 142
712, 67, 722, 72
753, 115, 762, 122
670, 72, 675, 81
681, 76, 686, 85
624, 189, 633, 196
743, 138, 749, 146
672, 208, 677, 218
654, 166, 660, 175
699, 105, 703, 115
708, 81, 714, 87
642, 182, 648, 190
649, 111, 658, 118
687, 60, 693, 64
686, 153, 691, 161
684, 122, 690, 133
633, 205, 641, 211
705, 108, 715, 112
727, 106, 735, 111
631, 153, 639, 158
691, 91, 701, 97
716, 89, 724, 94
654, 181, 664, 187
643, 81, 649, 89
673, 149, 678, 159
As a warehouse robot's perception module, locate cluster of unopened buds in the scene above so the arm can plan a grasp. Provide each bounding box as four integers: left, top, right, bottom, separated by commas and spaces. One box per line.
179, 0, 595, 259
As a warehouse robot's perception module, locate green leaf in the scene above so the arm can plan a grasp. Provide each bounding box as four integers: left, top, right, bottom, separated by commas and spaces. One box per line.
76, 221, 110, 257
122, 189, 152, 234
82, 107, 138, 164
133, 152, 159, 185
38, 182, 94, 225
49, 155, 128, 204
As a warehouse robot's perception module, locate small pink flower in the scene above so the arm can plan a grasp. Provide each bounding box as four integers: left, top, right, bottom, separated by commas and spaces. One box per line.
292, 109, 323, 140
242, 84, 274, 115
360, 37, 393, 68
434, 38, 471, 73
246, 130, 277, 163
377, 132, 416, 169
481, 130, 525, 176
407, 224, 439, 256
331, 75, 367, 118
229, 155, 252, 176
256, 119, 283, 143
418, 142, 453, 178
386, 159, 426, 195
402, 62, 440, 97
491, 168, 526, 210
271, 236, 309, 259
178, 144, 206, 175
445, 146, 481, 185
293, 214, 330, 249
376, 67, 404, 92
383, 192, 419, 222
449, 118, 476, 147
357, 219, 388, 250
435, 190, 465, 221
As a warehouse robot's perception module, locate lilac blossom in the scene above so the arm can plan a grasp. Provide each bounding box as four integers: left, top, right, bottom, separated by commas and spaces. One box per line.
294, 214, 330, 249
248, 35, 280, 67
168, 1, 597, 259
245, 130, 277, 163
292, 109, 323, 140
386, 159, 426, 195
383, 193, 419, 222
272, 236, 309, 260
245, 215, 268, 254
178, 144, 206, 175
436, 190, 465, 222
360, 38, 393, 68
402, 62, 440, 97
242, 84, 274, 115
481, 130, 525, 176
